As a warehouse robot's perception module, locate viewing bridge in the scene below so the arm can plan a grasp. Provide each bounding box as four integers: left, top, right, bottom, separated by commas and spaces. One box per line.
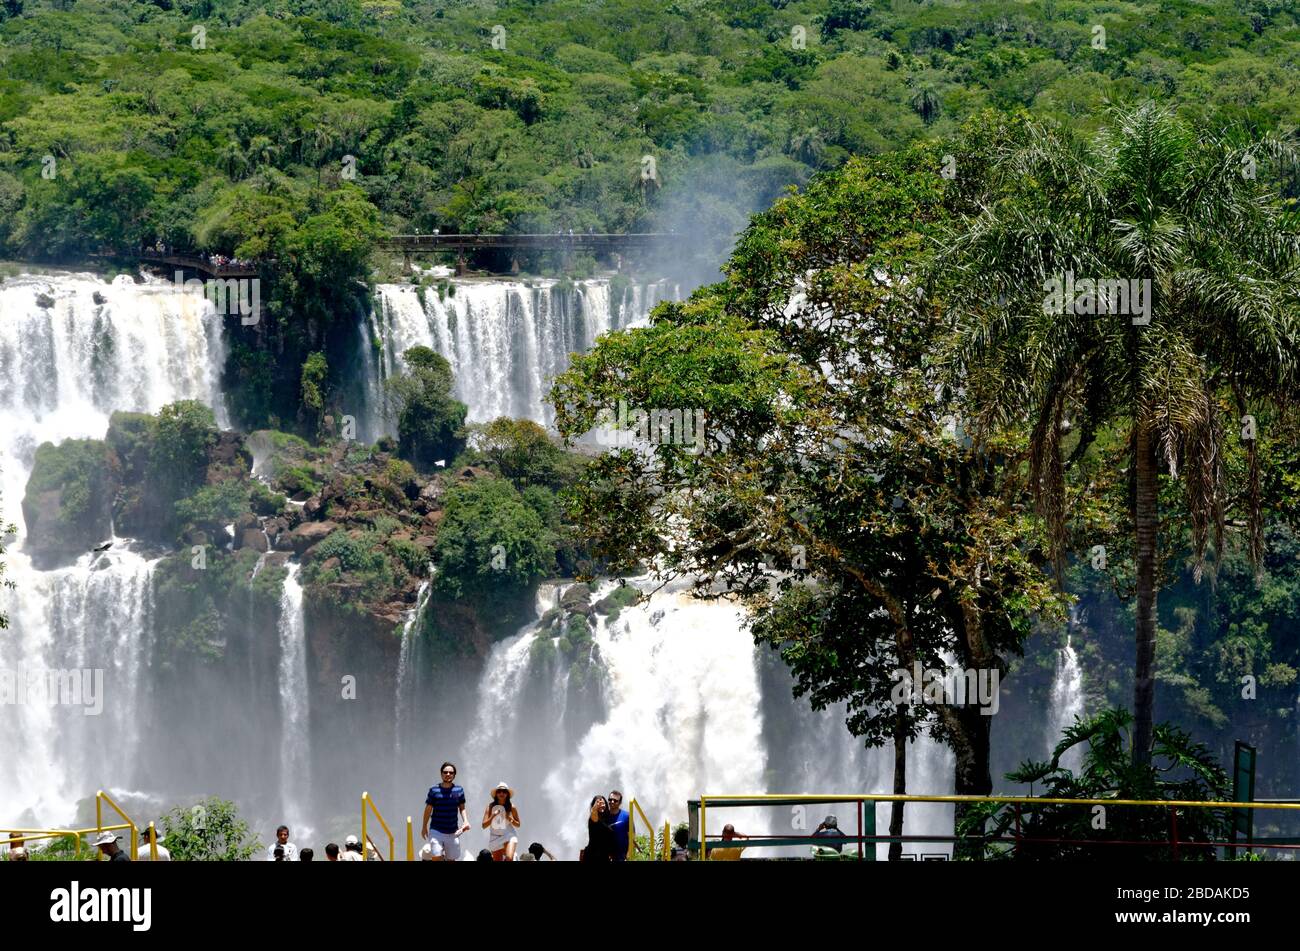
380, 232, 676, 274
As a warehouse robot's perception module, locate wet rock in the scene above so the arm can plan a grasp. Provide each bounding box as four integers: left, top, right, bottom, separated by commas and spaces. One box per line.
288, 519, 337, 553
238, 528, 269, 552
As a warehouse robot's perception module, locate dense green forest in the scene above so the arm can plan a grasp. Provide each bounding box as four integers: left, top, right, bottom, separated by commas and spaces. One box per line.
2, 0, 1299, 282
4, 0, 1300, 857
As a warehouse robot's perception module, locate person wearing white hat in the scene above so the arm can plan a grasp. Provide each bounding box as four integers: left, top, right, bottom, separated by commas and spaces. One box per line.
481, 782, 521, 861
136, 825, 171, 861
8, 847, 27, 862
93, 830, 130, 862
339, 835, 363, 861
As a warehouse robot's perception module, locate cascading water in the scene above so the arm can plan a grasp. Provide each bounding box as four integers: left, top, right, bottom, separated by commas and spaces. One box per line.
368, 278, 678, 431
395, 579, 431, 760
276, 564, 312, 834
451, 576, 955, 859
1047, 635, 1086, 772
0, 272, 228, 829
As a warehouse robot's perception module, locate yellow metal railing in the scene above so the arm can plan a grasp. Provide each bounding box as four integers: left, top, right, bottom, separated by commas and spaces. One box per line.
627, 798, 671, 860
96, 790, 138, 861
360, 791, 397, 861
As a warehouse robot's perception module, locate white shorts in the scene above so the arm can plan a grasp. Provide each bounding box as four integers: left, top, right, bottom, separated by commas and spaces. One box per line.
427, 829, 463, 861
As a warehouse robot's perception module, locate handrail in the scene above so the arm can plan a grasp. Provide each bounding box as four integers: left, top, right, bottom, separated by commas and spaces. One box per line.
96, 790, 138, 861
627, 797, 659, 860
698, 792, 1300, 810
360, 791, 396, 862
3, 827, 101, 858
696, 793, 1300, 859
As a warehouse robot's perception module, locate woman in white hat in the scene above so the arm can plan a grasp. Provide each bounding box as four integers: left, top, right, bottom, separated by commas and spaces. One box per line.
481, 783, 520, 861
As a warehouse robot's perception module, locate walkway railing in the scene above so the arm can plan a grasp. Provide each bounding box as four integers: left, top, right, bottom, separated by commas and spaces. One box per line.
627, 797, 670, 861
361, 791, 410, 861
96, 789, 139, 861
692, 793, 1300, 860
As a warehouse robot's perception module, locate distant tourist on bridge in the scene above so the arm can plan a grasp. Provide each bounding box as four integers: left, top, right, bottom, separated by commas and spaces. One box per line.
324, 842, 340, 861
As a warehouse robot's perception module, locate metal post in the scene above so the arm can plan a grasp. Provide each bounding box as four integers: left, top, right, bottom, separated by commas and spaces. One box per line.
700, 797, 707, 861
663, 821, 670, 861
1014, 802, 1021, 857
1169, 806, 1179, 862
857, 800, 863, 860
149, 822, 158, 862
95, 791, 103, 862
361, 792, 368, 862
407, 817, 414, 861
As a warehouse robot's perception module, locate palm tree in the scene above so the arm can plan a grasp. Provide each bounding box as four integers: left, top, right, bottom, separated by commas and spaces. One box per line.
942, 103, 1300, 765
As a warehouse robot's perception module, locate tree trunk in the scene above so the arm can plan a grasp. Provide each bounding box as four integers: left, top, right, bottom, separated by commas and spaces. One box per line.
1132, 423, 1159, 766
950, 704, 993, 860
889, 706, 906, 861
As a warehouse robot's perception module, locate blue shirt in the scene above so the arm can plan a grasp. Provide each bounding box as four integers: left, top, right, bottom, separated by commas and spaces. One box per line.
608, 808, 630, 861
425, 784, 466, 834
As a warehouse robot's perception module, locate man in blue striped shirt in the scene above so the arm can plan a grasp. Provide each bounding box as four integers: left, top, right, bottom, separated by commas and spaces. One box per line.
421, 761, 469, 861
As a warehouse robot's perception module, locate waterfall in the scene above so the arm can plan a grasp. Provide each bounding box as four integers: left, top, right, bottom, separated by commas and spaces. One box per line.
276, 563, 312, 834
1047, 634, 1085, 772
453, 576, 955, 859
395, 579, 431, 759
0, 272, 228, 829
369, 278, 678, 429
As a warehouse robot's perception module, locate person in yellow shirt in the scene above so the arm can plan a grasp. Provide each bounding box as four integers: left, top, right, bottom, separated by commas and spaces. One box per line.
708, 824, 750, 860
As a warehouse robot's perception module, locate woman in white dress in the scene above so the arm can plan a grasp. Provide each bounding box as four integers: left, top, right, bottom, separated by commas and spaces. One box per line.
482, 782, 521, 861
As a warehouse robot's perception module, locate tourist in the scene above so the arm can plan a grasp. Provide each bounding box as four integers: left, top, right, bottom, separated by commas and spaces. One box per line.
670, 826, 690, 861
708, 824, 749, 861
607, 789, 629, 861
811, 815, 848, 853
339, 835, 364, 861
7, 832, 23, 855
526, 841, 555, 862
421, 760, 469, 861
482, 782, 521, 861
420, 843, 435, 861
8, 847, 26, 862
300, 848, 314, 861
93, 831, 130, 862
136, 825, 171, 861
476, 849, 494, 862
325, 843, 340, 861
267, 825, 298, 861
581, 795, 615, 862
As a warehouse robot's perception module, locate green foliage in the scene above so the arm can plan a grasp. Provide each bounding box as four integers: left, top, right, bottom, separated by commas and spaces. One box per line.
957, 709, 1232, 860
175, 480, 251, 529
300, 350, 329, 430
158, 796, 261, 862
467, 417, 577, 488
385, 346, 468, 470
151, 400, 218, 499
433, 476, 556, 599
1, 0, 1294, 280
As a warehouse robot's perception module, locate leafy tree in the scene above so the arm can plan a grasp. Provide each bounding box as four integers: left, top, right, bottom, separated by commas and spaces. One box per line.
433, 476, 556, 599
385, 346, 467, 470
467, 417, 573, 488
941, 103, 1300, 765
552, 138, 1066, 850
151, 400, 218, 500
158, 796, 261, 861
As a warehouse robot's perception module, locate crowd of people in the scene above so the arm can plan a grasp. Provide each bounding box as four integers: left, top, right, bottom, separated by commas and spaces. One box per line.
142, 239, 253, 270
